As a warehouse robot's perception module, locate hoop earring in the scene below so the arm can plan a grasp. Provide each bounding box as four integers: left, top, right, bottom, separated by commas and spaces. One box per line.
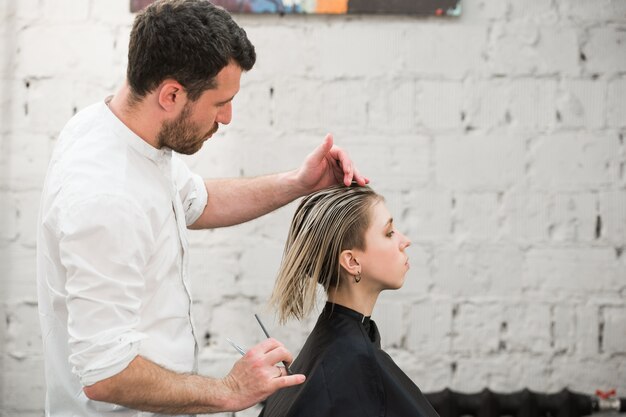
354, 272, 361, 283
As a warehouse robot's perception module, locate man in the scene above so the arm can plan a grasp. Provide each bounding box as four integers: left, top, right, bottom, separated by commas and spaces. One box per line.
36, 0, 368, 415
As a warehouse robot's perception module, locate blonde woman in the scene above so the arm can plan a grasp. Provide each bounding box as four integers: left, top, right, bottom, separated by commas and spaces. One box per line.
260, 184, 439, 417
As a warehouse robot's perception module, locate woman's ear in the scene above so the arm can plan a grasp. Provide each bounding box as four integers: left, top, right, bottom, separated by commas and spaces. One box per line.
339, 249, 360, 276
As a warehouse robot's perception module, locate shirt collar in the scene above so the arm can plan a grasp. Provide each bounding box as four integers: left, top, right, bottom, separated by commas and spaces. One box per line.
323, 302, 372, 325
102, 97, 172, 164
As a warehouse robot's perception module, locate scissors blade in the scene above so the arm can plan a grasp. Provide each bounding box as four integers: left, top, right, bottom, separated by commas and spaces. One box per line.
226, 337, 246, 356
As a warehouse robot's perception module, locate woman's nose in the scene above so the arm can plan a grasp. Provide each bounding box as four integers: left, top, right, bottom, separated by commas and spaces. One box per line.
400, 232, 411, 249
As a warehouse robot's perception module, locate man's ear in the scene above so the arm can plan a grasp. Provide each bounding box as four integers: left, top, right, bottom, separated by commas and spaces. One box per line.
339, 249, 360, 276
156, 79, 187, 113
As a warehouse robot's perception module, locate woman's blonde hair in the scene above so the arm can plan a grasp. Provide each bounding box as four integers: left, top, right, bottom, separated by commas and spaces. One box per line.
270, 184, 383, 323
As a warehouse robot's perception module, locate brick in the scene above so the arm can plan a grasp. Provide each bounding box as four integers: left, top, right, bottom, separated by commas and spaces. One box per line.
550, 356, 626, 394
524, 248, 619, 293
205, 298, 266, 352
432, 244, 524, 297
461, 0, 510, 22
508, 0, 559, 24
5, 301, 41, 359
552, 304, 576, 354
561, 0, 626, 23
599, 190, 626, 245
272, 77, 324, 130
2, 357, 45, 413
575, 304, 601, 357
583, 26, 626, 75
343, 134, 431, 191
406, 300, 452, 354
452, 302, 501, 354
1, 133, 53, 191
490, 24, 579, 76
453, 192, 503, 241
17, 24, 116, 80
365, 78, 418, 133
557, 79, 606, 129
0, 191, 19, 243
527, 132, 621, 191
0, 25, 16, 79
39, 0, 89, 22
402, 189, 452, 242
18, 79, 95, 135
417, 81, 464, 130
549, 193, 598, 243
501, 303, 552, 353
503, 191, 599, 244
602, 305, 626, 354
607, 78, 626, 128
314, 23, 410, 79
10, 0, 42, 22
0, 79, 28, 135
502, 192, 553, 243
237, 236, 285, 299
188, 246, 240, 304
435, 131, 525, 191
16, 191, 40, 248
318, 79, 369, 129
89, 0, 135, 26
463, 79, 511, 129
403, 24, 488, 79
397, 244, 433, 295
231, 80, 273, 129
375, 299, 407, 349
0, 247, 37, 300
508, 78, 559, 130
243, 25, 317, 79
400, 353, 451, 392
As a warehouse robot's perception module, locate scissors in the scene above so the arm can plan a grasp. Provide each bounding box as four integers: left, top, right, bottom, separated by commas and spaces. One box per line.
226, 314, 292, 375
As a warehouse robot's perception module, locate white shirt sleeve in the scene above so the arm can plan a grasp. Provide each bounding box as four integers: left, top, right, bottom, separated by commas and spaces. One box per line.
172, 155, 208, 226
58, 195, 153, 386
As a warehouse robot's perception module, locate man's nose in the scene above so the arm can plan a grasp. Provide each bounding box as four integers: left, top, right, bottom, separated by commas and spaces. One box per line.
216, 102, 232, 125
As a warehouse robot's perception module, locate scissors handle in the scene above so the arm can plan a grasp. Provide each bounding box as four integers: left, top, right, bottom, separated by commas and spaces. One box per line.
254, 314, 292, 375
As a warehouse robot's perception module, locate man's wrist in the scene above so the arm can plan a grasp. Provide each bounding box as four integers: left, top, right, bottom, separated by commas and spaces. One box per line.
277, 169, 309, 201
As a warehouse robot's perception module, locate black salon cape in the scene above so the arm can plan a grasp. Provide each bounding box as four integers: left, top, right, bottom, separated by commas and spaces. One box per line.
259, 303, 440, 417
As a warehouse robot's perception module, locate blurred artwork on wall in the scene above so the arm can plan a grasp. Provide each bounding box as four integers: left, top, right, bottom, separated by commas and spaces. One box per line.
131, 0, 462, 16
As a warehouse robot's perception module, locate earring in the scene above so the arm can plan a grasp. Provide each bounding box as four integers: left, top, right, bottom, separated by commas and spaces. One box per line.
354, 272, 361, 283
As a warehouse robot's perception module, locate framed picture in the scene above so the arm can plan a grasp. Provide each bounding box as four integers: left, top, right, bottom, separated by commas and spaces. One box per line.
131, 0, 462, 16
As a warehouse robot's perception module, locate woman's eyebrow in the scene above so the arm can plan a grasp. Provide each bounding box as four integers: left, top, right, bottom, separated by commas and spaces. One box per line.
385, 218, 393, 227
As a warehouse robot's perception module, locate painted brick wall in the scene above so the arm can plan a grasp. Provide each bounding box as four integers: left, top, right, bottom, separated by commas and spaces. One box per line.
1, 0, 625, 416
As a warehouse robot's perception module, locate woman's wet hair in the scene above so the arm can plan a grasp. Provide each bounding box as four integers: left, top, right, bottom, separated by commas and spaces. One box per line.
270, 184, 383, 324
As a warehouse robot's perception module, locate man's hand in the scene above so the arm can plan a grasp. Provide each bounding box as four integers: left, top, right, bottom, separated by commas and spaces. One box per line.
220, 338, 306, 411
294, 134, 369, 193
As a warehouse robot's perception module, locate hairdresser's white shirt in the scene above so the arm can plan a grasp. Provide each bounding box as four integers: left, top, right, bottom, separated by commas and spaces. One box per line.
37, 99, 207, 417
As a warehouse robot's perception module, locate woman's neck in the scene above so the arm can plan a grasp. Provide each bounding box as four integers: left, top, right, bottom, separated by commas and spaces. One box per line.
327, 285, 380, 317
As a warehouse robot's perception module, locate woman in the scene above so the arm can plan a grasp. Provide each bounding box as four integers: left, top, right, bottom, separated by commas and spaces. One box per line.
259, 184, 439, 417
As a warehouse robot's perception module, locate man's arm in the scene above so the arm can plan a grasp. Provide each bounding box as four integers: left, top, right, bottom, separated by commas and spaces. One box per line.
189, 134, 368, 229
84, 339, 304, 414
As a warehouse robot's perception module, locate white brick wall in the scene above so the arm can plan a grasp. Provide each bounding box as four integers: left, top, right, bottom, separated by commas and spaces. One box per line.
1, 0, 625, 415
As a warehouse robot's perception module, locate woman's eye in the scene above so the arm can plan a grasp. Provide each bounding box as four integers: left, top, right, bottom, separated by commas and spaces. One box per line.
386, 230, 395, 237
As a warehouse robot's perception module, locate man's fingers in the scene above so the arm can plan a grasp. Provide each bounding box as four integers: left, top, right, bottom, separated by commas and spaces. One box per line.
249, 337, 283, 355
264, 345, 293, 368
272, 373, 306, 389
306, 134, 334, 166
352, 167, 369, 186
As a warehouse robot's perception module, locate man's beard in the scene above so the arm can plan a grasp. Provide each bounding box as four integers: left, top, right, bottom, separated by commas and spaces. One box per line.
156, 102, 218, 155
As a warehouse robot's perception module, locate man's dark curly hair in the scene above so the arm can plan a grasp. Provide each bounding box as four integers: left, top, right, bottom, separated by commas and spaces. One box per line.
127, 0, 256, 102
